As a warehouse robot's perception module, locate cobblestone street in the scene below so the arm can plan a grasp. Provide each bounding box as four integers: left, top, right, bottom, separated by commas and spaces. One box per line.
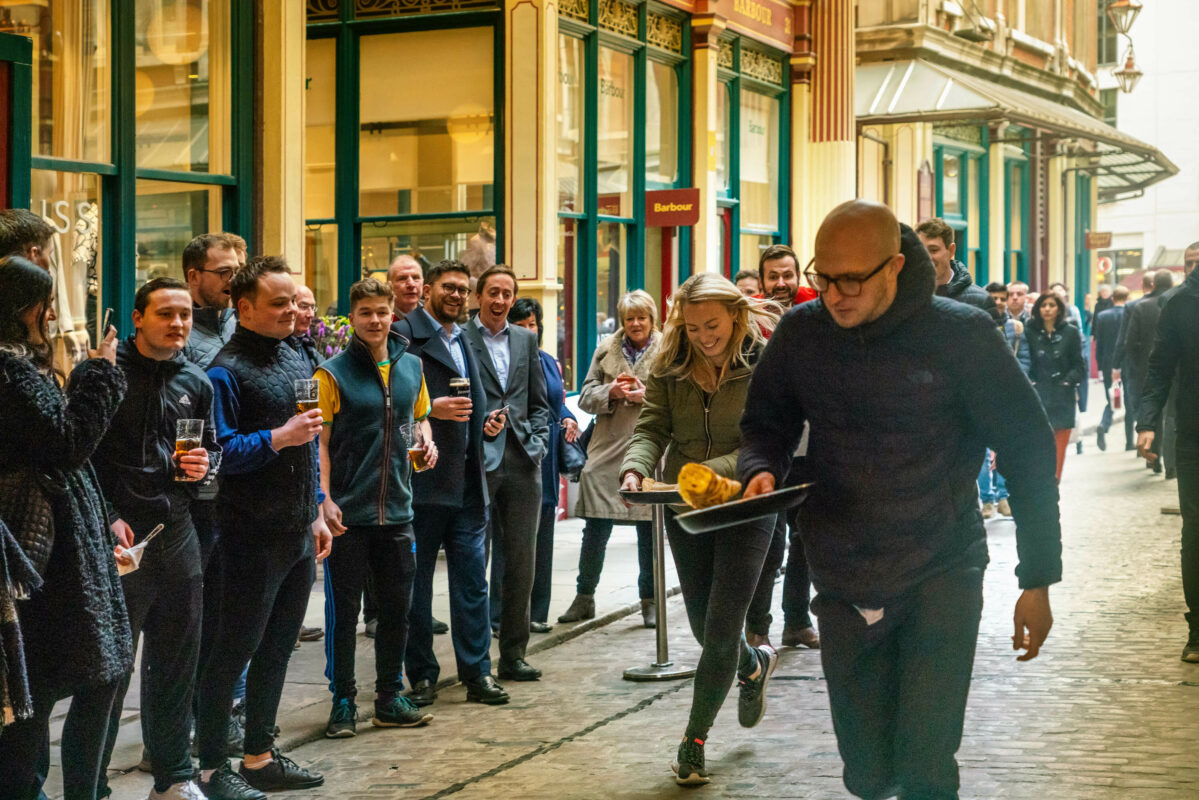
97, 414, 1199, 800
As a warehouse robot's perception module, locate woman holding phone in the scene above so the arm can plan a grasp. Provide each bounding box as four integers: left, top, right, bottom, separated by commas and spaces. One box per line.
619, 274, 779, 786
0, 256, 133, 800
560, 290, 662, 627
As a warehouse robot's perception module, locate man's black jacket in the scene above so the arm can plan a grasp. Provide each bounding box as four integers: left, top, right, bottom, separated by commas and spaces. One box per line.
1092, 304, 1125, 372
1138, 268, 1199, 437
739, 225, 1062, 606
937, 259, 999, 322
94, 338, 220, 538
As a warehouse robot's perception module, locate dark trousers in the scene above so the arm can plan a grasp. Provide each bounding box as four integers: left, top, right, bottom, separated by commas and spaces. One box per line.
322, 524, 415, 699
101, 517, 202, 792
746, 514, 787, 635
408, 503, 492, 684
194, 500, 247, 710
195, 526, 314, 767
574, 517, 654, 600
486, 445, 542, 663
1177, 438, 1199, 633
1126, 368, 1144, 450
493, 501, 561, 626
0, 681, 120, 800
814, 566, 984, 800
1100, 368, 1115, 433
781, 512, 813, 629
665, 510, 773, 739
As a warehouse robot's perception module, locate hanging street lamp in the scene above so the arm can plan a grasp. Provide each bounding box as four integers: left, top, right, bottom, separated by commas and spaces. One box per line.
1106, 0, 1143, 35
1113, 45, 1144, 93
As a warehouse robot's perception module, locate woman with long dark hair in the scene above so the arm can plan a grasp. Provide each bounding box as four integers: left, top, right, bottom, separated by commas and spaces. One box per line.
620, 273, 780, 786
1026, 291, 1086, 482
0, 256, 133, 800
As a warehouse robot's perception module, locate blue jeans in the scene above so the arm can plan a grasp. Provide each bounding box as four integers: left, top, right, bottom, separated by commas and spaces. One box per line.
406, 503, 493, 684
977, 451, 1008, 504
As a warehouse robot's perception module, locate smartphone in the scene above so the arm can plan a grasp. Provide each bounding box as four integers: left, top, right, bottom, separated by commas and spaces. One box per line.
101, 307, 114, 333
491, 405, 511, 419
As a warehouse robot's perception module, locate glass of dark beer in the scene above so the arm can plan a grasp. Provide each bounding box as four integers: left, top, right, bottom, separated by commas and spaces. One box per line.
175, 418, 204, 481
294, 379, 320, 414
449, 376, 470, 397
400, 423, 432, 472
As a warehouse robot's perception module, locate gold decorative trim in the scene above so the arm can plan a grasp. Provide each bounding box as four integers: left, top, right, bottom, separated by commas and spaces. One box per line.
559, 0, 588, 22
647, 12, 682, 53
307, 0, 339, 21
741, 48, 783, 84
599, 0, 638, 38
718, 39, 734, 69
354, 0, 499, 18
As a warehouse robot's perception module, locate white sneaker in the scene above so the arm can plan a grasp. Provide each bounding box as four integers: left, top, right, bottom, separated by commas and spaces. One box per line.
149, 779, 206, 800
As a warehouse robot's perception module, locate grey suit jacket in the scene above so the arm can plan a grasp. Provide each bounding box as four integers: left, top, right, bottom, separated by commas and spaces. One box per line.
464, 319, 553, 472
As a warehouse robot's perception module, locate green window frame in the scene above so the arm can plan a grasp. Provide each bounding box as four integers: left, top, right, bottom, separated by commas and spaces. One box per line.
20, 0, 253, 337
716, 36, 790, 280
557, 0, 692, 389
306, 5, 505, 313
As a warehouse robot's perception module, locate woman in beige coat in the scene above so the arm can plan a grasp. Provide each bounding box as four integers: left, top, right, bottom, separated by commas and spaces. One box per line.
558, 290, 662, 628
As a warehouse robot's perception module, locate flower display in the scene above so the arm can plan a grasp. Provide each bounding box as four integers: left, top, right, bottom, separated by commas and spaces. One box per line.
311, 316, 354, 358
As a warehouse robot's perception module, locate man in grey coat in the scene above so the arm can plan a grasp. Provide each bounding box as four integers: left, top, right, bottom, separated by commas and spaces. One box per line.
464, 264, 553, 681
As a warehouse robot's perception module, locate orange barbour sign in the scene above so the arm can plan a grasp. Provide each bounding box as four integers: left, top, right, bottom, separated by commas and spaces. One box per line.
727, 0, 793, 51
645, 188, 700, 227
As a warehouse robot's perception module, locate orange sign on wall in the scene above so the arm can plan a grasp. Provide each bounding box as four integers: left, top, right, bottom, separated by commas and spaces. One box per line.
646, 188, 701, 227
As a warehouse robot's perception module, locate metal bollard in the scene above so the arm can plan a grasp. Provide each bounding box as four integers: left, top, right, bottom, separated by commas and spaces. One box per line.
623, 472, 695, 682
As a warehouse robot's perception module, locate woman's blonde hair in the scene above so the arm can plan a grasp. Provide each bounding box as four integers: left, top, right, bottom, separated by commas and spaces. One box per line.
654, 272, 779, 387
615, 289, 658, 338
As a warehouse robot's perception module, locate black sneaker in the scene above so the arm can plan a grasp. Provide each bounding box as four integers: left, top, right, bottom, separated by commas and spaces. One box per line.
325, 697, 357, 738
238, 749, 324, 791
200, 762, 267, 800
373, 694, 434, 728
737, 644, 778, 728
1183, 635, 1199, 663
672, 737, 710, 786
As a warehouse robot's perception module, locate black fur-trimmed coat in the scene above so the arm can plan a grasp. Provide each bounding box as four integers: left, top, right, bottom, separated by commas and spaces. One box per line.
0, 350, 133, 698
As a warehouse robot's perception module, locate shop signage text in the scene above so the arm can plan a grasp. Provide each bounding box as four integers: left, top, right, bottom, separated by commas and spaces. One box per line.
645, 188, 700, 227
726, 0, 792, 51
1086, 231, 1112, 249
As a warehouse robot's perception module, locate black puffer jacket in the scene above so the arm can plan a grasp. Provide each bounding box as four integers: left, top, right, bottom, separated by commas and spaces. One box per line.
93, 338, 221, 536
0, 352, 133, 697
183, 304, 236, 370
1139, 267, 1199, 437
1025, 319, 1085, 430
937, 259, 999, 321
739, 225, 1062, 606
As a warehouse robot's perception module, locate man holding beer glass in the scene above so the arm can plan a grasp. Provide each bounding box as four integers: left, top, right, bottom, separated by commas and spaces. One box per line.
315, 278, 439, 737
198, 256, 332, 800
91, 278, 218, 800
394, 260, 511, 707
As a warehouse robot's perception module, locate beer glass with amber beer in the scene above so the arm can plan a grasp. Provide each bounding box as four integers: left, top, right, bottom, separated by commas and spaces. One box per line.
294, 379, 320, 414
400, 423, 431, 472
175, 419, 204, 481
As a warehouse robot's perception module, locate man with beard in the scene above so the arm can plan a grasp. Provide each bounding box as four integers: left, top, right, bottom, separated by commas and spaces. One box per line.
740, 200, 1060, 800
916, 218, 997, 318
396, 260, 511, 707
94, 278, 217, 800
747, 244, 820, 650
389, 255, 425, 319
465, 264, 552, 682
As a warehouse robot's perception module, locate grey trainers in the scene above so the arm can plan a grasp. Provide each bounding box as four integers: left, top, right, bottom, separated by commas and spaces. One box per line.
737, 644, 778, 728
672, 736, 710, 786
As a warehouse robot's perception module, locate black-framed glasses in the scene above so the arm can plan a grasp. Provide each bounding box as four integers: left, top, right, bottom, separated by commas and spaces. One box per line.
437, 284, 470, 296
198, 267, 235, 281
803, 254, 895, 297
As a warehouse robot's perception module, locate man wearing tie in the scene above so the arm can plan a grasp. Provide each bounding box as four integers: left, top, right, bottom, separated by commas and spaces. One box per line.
464, 264, 552, 682
396, 261, 510, 706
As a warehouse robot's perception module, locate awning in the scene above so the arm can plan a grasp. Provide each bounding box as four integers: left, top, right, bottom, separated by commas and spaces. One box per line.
855, 59, 1178, 201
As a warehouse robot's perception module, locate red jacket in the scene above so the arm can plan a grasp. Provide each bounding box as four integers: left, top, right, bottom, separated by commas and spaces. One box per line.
755, 288, 820, 339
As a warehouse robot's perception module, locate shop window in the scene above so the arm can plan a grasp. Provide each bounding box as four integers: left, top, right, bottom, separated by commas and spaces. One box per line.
30, 170, 103, 344
135, 179, 223, 286
558, 35, 585, 213
305, 38, 336, 221
1097, 0, 1118, 67
739, 89, 779, 233
557, 218, 577, 387
596, 222, 627, 343
135, 0, 232, 174
359, 216, 496, 283
305, 224, 339, 316
597, 47, 634, 218
646, 60, 679, 186
942, 153, 962, 216
739, 233, 772, 277
7, 1, 111, 163
358, 27, 494, 217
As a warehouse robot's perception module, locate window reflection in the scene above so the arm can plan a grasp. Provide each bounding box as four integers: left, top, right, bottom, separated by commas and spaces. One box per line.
557, 219, 576, 388
597, 47, 634, 218
305, 224, 340, 316
360, 217, 496, 287
135, 179, 222, 286
557, 35, 585, 213
135, 0, 232, 173
30, 170, 103, 347
739, 90, 779, 232
647, 61, 678, 185
305, 38, 336, 221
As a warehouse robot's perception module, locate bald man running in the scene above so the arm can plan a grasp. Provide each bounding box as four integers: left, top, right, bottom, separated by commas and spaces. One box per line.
739, 200, 1063, 800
